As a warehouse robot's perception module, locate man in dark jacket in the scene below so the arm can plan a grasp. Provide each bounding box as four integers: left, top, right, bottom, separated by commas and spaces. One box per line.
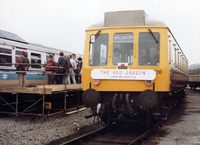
56, 52, 69, 84
45, 55, 57, 84
16, 51, 30, 87
77, 57, 82, 83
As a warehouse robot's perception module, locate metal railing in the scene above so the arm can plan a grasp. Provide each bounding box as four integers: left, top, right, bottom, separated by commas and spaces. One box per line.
0, 62, 82, 85
0, 62, 82, 118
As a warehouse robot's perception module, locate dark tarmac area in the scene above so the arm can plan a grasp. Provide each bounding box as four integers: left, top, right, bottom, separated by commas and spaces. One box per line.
145, 89, 200, 145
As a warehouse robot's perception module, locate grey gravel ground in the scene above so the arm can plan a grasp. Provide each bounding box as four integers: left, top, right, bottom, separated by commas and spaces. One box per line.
0, 108, 99, 145
146, 89, 200, 145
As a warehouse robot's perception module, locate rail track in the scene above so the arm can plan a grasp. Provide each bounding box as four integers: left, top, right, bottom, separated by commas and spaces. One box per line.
58, 121, 162, 145
48, 92, 184, 145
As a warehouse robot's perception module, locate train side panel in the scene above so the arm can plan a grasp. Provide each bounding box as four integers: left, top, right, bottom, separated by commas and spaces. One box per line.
189, 64, 200, 89
168, 31, 189, 91
0, 37, 82, 86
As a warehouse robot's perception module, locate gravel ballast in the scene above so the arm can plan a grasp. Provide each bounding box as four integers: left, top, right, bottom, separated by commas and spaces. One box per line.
0, 108, 99, 145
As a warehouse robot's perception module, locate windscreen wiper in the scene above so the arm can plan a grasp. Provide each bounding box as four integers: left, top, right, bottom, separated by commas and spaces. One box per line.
90, 30, 101, 44
95, 30, 101, 40
148, 29, 158, 44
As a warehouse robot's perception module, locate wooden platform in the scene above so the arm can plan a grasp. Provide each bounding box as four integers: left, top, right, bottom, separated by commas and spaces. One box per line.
36, 84, 82, 92
0, 84, 82, 95
0, 86, 52, 94
0, 84, 83, 118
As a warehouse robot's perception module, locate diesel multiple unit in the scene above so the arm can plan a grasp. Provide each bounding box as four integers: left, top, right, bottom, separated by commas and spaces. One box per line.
82, 10, 189, 125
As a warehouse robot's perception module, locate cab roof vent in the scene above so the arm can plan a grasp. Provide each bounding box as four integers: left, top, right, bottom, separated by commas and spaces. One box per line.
104, 10, 145, 27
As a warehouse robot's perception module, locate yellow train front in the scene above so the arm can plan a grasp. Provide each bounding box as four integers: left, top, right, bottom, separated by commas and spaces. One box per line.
82, 11, 188, 125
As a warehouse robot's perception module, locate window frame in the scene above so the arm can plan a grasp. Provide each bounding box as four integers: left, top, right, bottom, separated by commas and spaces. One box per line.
138, 32, 160, 66
30, 52, 42, 69
89, 33, 109, 66
0, 47, 12, 66
112, 32, 134, 66
15, 49, 28, 62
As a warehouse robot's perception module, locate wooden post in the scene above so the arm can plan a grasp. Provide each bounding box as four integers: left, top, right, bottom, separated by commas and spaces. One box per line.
64, 73, 67, 112
77, 69, 80, 110
42, 72, 46, 119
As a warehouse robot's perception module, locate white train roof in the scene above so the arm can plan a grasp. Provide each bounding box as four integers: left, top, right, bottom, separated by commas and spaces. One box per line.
189, 64, 200, 69
88, 10, 166, 29
0, 29, 28, 44
0, 30, 83, 57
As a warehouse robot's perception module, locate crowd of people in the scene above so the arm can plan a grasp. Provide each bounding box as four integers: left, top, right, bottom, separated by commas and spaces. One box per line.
16, 51, 82, 87
45, 52, 82, 85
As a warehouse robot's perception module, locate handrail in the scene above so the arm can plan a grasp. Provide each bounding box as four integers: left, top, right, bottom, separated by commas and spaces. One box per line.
0, 62, 82, 85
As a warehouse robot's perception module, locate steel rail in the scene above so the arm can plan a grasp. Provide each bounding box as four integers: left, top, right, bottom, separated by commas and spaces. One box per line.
128, 121, 162, 145
58, 120, 162, 145
60, 126, 107, 145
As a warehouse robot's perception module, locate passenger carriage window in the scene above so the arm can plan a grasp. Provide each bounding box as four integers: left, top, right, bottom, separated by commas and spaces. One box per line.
16, 50, 28, 63
16, 50, 28, 56
112, 33, 134, 65
138, 32, 160, 66
89, 34, 108, 66
46, 55, 49, 62
0, 47, 12, 66
31, 53, 41, 68
0, 48, 12, 54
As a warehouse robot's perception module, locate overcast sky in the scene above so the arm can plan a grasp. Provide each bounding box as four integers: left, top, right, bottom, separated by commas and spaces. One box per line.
0, 0, 199, 65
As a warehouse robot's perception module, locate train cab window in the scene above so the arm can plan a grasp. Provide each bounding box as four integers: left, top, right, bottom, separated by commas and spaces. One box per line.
138, 32, 160, 66
31, 53, 41, 68
112, 33, 133, 65
89, 34, 108, 66
0, 47, 12, 66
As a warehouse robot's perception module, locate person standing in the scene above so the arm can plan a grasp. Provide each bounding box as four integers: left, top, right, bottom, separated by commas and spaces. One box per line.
72, 54, 78, 82
65, 55, 71, 83
16, 51, 30, 87
45, 55, 57, 84
72, 53, 78, 67
56, 52, 69, 84
77, 57, 82, 83
67, 55, 77, 84
77, 57, 82, 70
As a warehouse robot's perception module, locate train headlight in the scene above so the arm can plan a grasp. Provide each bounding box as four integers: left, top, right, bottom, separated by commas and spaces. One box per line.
145, 80, 152, 86
94, 79, 100, 85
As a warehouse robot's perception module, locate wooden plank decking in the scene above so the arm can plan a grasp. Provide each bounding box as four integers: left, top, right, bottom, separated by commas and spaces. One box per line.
0, 84, 82, 94
0, 86, 52, 94
36, 84, 82, 92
